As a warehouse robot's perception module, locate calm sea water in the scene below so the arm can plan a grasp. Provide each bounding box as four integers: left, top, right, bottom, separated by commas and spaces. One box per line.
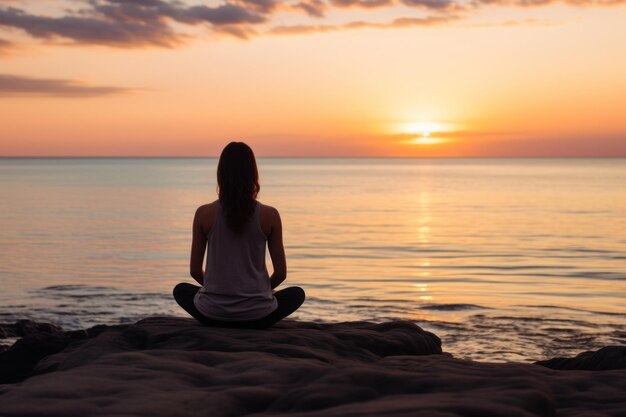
0, 158, 624, 362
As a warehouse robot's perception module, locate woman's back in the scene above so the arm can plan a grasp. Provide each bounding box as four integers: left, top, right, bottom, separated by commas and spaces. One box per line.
174, 141, 303, 329
194, 200, 277, 321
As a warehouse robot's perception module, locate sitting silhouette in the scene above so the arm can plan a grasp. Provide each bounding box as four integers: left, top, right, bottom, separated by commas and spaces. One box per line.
173, 142, 305, 328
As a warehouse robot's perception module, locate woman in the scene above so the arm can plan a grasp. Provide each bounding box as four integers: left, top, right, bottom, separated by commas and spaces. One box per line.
173, 142, 305, 328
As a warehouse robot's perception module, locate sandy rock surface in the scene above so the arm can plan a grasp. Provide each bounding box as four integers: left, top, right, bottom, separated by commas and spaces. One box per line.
0, 317, 624, 416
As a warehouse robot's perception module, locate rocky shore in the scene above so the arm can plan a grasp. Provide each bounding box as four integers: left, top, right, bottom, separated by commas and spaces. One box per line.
0, 317, 624, 416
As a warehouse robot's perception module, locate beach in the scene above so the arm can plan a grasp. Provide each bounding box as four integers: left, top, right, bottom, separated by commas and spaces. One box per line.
1, 316, 625, 416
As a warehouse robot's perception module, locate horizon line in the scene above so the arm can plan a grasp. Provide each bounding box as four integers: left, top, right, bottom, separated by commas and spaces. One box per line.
1, 155, 625, 159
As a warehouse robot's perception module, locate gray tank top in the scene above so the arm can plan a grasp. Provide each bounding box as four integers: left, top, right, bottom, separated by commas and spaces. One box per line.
194, 200, 277, 321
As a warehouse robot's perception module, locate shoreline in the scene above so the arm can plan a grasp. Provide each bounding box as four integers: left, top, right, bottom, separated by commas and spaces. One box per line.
1, 317, 624, 416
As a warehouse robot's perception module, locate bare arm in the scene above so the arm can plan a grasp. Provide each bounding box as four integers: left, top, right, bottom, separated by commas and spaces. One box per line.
267, 207, 287, 290
189, 206, 207, 285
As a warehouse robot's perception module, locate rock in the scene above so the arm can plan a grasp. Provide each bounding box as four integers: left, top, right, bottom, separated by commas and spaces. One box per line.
535, 346, 626, 370
0, 322, 108, 384
0, 320, 63, 339
0, 317, 624, 417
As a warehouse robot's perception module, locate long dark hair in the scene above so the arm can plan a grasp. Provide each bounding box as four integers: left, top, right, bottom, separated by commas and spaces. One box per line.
217, 142, 260, 233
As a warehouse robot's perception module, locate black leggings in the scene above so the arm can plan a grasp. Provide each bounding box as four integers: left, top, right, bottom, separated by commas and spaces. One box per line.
173, 283, 305, 329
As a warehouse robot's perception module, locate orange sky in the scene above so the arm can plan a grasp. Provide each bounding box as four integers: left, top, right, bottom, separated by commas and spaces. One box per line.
0, 1, 625, 157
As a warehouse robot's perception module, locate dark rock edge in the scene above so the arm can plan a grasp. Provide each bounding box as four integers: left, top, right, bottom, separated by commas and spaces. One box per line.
1, 318, 624, 385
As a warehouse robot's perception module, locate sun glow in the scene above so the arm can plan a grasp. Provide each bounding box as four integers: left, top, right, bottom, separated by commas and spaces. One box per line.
410, 137, 445, 145
397, 121, 451, 145
402, 122, 445, 136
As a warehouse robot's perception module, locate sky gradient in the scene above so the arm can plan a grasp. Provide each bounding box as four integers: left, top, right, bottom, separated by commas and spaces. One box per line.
1, 0, 625, 157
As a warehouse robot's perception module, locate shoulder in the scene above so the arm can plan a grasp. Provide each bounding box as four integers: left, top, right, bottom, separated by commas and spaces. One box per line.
195, 201, 218, 217
258, 202, 281, 237
259, 202, 280, 220
194, 201, 218, 232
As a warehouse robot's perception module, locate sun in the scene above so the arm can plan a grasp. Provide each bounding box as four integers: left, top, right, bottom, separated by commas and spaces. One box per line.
398, 122, 449, 145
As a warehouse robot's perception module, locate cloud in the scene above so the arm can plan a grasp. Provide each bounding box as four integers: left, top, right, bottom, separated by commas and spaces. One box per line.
269, 14, 457, 34
0, 74, 132, 97
0, 36, 11, 53
90, 1, 266, 26
294, 0, 328, 17
330, 0, 393, 8
0, 5, 182, 47
466, 17, 560, 27
401, 0, 456, 9
0, 0, 624, 49
212, 24, 258, 40
268, 23, 335, 35
330, 0, 462, 9
386, 15, 458, 26
471, 0, 624, 5
0, 1, 266, 47
235, 0, 279, 13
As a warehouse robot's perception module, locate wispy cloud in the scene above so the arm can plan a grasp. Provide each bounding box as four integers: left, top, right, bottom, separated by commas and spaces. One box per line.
0, 6, 181, 47
0, 36, 11, 53
330, 0, 394, 8
0, 0, 624, 49
0, 74, 132, 97
471, 0, 624, 6
0, 1, 266, 46
269, 14, 458, 35
293, 0, 328, 17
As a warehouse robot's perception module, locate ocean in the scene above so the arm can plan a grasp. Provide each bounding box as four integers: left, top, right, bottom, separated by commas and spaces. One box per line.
0, 158, 624, 362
